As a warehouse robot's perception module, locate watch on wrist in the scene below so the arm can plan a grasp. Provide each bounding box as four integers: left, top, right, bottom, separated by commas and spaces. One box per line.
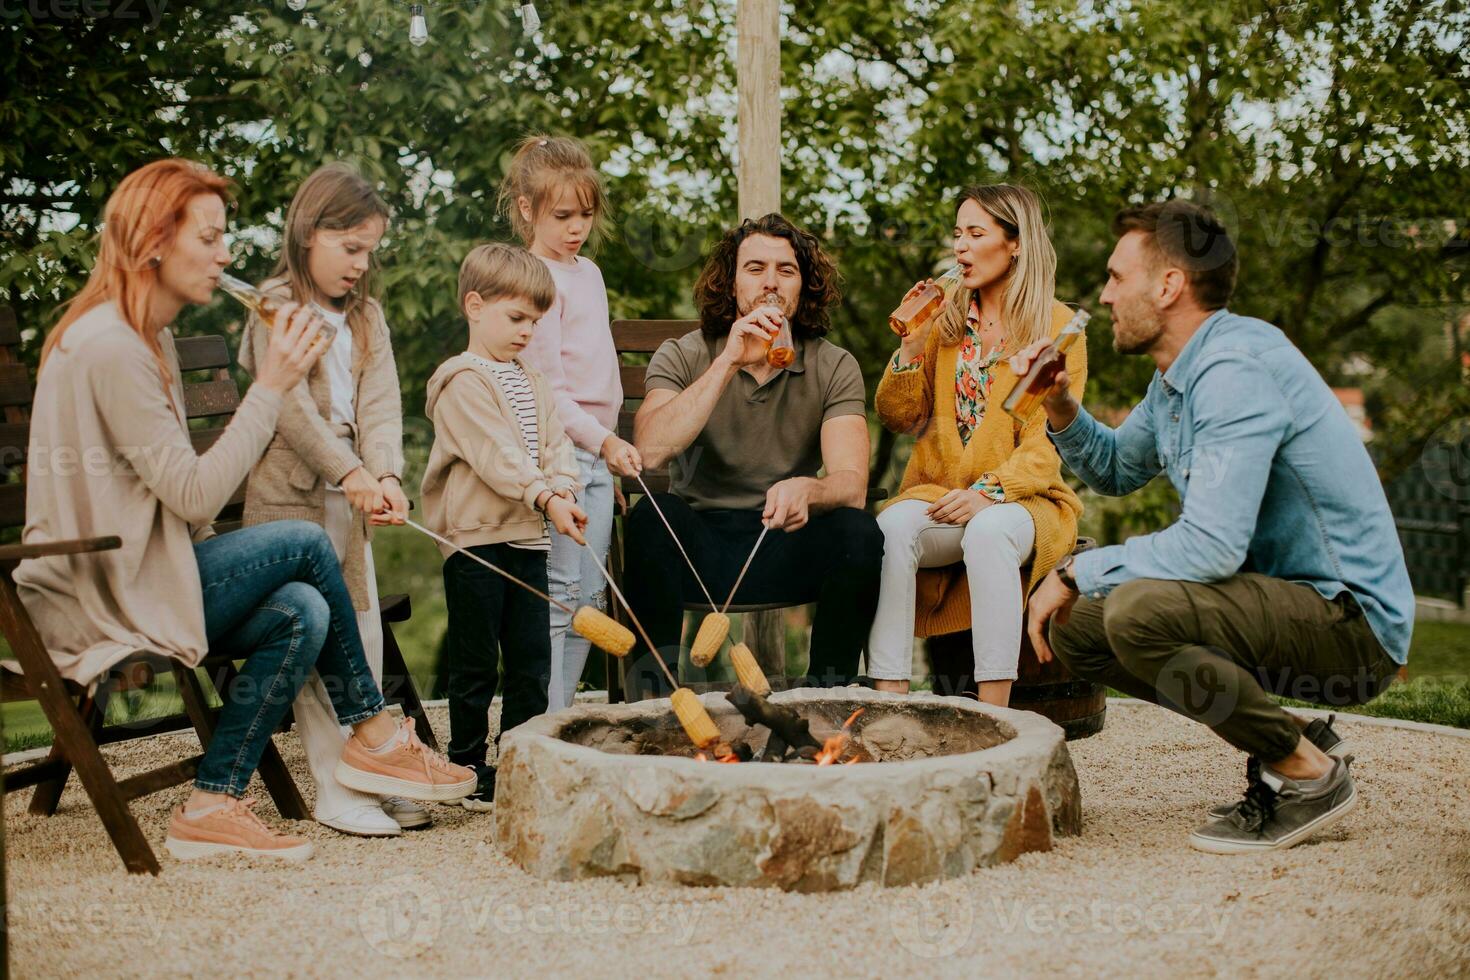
1056, 555, 1078, 592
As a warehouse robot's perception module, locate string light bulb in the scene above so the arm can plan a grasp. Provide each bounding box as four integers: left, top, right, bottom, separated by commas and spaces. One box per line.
408, 4, 429, 46
519, 1, 540, 33
286, 0, 306, 9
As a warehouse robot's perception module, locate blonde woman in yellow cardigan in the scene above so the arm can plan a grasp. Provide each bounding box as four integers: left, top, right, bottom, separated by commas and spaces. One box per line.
869, 184, 1086, 706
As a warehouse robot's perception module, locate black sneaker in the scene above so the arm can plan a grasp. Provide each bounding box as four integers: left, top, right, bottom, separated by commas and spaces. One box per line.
1207, 714, 1350, 818
457, 764, 495, 812
1189, 756, 1357, 854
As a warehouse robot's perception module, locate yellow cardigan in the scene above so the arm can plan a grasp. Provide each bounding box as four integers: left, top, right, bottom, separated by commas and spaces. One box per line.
874, 300, 1088, 638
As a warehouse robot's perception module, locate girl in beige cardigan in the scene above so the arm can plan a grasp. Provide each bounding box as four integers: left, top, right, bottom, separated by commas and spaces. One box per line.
17, 159, 473, 863
238, 163, 418, 838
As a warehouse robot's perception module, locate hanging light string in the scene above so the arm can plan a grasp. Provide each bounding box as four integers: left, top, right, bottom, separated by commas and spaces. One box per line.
281, 0, 541, 46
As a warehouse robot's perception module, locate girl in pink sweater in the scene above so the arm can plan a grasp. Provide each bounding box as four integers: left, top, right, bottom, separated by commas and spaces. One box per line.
499, 135, 639, 709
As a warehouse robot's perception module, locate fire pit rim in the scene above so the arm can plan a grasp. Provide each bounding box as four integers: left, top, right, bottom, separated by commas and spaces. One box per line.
502, 687, 1066, 780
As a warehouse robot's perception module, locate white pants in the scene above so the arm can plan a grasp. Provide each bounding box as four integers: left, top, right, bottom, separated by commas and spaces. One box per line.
866, 499, 1035, 683
291, 492, 385, 817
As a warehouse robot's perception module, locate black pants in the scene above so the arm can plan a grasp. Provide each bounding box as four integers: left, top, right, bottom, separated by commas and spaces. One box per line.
621, 493, 884, 696
442, 543, 551, 767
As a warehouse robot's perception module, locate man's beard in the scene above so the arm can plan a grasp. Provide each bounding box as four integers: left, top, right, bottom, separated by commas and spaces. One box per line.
1111, 301, 1164, 356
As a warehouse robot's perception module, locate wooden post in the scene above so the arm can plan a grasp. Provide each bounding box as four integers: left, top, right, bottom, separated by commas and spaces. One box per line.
737, 0, 780, 220
737, 0, 790, 678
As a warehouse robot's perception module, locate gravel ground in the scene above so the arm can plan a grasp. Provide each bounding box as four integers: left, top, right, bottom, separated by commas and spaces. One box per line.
5, 700, 1468, 979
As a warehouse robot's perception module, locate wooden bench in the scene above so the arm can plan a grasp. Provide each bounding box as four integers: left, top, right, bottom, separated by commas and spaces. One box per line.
0, 305, 433, 873
605, 319, 886, 700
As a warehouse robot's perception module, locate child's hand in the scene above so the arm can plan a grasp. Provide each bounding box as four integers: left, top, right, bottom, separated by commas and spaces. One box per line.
370, 476, 409, 525
546, 495, 589, 545
600, 434, 643, 477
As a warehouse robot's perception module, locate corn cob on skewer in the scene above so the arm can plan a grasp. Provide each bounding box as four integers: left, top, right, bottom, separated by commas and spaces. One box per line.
689, 612, 730, 668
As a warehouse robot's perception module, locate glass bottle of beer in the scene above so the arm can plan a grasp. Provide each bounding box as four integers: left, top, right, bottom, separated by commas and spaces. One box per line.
762, 291, 796, 368
1002, 308, 1090, 421
217, 272, 335, 343
888, 265, 963, 338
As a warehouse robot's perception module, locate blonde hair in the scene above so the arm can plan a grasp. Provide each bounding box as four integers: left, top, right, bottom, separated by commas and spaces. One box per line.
936, 184, 1057, 349
273, 161, 390, 359
457, 243, 556, 318
496, 134, 611, 249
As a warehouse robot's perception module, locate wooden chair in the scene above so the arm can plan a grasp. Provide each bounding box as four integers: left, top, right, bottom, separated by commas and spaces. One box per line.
606, 319, 886, 700
0, 306, 432, 873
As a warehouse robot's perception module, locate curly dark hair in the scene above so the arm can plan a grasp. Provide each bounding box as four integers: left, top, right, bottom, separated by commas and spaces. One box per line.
693, 213, 842, 340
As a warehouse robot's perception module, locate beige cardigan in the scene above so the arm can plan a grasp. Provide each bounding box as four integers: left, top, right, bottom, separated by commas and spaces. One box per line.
14, 302, 282, 686
238, 282, 404, 610
421, 354, 580, 555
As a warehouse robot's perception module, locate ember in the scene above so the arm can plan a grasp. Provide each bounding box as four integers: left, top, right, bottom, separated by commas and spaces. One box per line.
709, 686, 870, 765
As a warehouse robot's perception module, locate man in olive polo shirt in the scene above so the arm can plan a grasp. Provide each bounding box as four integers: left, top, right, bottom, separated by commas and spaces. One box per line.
625, 213, 883, 696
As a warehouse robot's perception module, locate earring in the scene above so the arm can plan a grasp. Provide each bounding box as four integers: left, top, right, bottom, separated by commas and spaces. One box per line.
147, 255, 162, 268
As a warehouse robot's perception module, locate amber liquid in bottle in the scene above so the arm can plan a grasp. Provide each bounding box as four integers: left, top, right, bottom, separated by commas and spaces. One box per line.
888, 266, 963, 337
217, 272, 335, 343
1002, 309, 1090, 421
762, 291, 796, 368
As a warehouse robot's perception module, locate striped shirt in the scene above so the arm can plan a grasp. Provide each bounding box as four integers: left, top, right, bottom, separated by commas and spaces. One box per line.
468, 354, 549, 550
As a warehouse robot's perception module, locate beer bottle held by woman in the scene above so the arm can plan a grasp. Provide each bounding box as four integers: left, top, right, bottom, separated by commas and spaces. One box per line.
219, 271, 336, 344
888, 265, 963, 338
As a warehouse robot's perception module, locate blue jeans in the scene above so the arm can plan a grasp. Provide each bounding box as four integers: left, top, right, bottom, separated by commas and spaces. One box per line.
546, 447, 614, 709
192, 520, 385, 797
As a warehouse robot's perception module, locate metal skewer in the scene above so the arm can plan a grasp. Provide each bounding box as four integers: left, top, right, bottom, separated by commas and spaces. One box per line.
404, 518, 574, 615
721, 523, 770, 615
633, 471, 718, 610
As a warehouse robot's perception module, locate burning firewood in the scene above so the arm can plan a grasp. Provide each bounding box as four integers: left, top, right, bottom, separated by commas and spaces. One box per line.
725, 686, 822, 761
814, 708, 865, 765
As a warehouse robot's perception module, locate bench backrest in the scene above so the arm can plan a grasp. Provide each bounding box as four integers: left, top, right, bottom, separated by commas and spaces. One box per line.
0, 306, 248, 536
613, 318, 698, 497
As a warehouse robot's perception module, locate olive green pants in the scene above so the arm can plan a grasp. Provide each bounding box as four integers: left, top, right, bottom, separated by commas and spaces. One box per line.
1050, 574, 1400, 761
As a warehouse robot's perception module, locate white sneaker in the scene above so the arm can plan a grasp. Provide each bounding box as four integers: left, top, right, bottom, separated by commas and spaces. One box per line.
381, 796, 432, 830
315, 801, 403, 837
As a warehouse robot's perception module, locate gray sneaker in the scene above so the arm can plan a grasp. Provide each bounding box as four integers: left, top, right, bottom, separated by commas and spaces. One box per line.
1207, 714, 1350, 818
1189, 756, 1357, 855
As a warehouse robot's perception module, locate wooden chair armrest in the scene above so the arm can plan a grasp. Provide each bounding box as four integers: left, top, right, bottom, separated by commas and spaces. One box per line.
0, 535, 121, 563
379, 592, 411, 623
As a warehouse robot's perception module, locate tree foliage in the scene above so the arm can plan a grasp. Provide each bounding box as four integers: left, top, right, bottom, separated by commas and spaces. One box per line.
3, 0, 1465, 488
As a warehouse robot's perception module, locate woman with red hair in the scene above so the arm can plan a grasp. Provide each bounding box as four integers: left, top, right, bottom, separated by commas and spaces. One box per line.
16, 158, 475, 862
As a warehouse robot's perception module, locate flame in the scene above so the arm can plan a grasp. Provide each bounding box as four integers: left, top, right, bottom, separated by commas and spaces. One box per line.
695, 749, 741, 764
815, 707, 866, 766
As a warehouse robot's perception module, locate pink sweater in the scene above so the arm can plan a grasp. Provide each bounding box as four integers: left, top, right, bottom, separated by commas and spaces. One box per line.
521, 255, 623, 454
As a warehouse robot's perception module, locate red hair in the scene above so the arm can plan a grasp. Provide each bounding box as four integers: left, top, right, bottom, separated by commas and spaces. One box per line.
42, 159, 235, 404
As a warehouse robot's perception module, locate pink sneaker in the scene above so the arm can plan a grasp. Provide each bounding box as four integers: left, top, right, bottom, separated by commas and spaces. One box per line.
164, 797, 314, 863
335, 717, 477, 802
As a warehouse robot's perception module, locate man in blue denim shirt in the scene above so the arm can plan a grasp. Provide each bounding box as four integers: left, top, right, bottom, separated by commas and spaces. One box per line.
1017, 202, 1412, 855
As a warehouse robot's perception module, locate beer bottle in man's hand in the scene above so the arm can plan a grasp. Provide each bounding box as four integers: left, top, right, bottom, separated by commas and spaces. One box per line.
1002, 308, 1090, 421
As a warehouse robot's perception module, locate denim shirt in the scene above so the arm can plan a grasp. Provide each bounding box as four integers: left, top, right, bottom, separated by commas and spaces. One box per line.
1050, 309, 1414, 664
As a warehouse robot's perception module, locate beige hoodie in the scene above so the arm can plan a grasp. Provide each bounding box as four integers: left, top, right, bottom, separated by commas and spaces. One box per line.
421, 353, 580, 556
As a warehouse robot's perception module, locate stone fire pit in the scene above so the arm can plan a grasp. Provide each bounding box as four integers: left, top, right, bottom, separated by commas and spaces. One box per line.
495, 688, 1081, 891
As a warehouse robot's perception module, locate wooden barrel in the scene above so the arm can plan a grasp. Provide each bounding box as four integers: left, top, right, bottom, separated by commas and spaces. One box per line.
923, 628, 1107, 741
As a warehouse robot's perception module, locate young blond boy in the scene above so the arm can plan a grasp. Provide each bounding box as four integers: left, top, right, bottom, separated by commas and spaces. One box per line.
421, 243, 588, 809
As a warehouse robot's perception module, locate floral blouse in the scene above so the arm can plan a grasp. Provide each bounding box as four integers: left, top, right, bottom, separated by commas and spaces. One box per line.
891, 298, 1006, 500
